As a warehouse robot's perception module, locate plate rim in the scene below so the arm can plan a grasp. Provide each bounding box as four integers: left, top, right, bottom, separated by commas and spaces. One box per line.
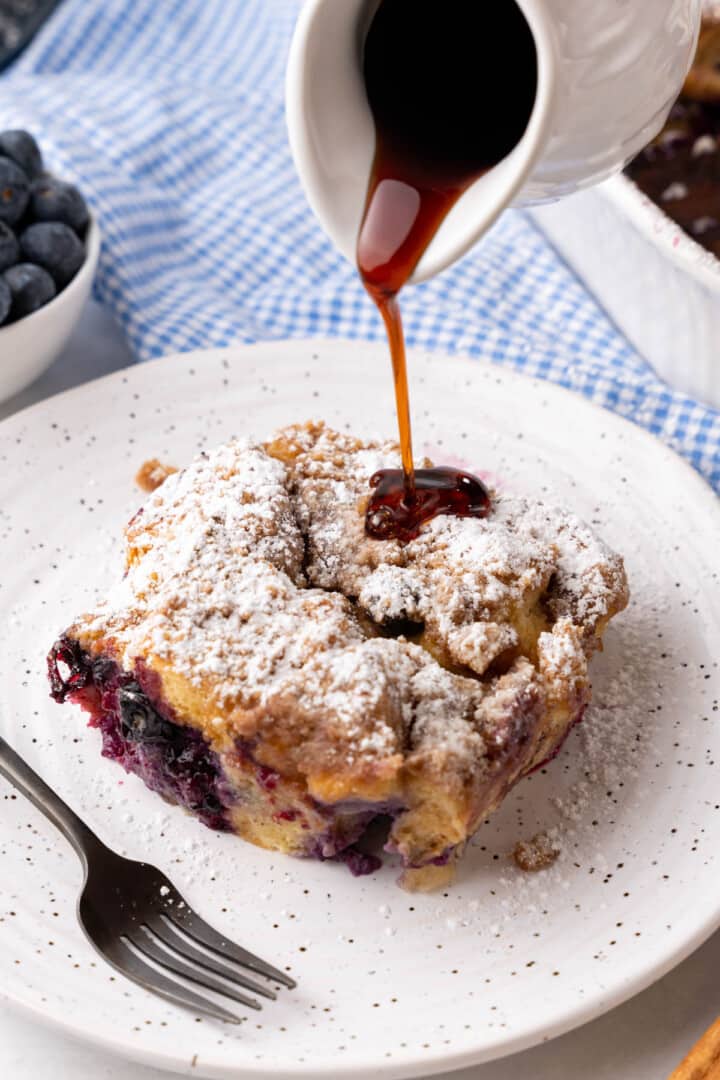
1, 338, 719, 1080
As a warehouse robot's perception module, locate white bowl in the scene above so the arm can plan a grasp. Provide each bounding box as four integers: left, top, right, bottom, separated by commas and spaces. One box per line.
0, 216, 100, 403
530, 178, 720, 409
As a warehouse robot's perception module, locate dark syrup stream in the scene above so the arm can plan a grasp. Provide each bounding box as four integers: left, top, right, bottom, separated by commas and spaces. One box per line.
358, 0, 537, 541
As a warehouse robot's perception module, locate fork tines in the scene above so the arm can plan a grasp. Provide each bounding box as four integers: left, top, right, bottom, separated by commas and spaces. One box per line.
107, 886, 296, 1025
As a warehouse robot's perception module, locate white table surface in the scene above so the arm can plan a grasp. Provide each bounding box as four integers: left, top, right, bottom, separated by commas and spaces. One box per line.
2, 302, 718, 1080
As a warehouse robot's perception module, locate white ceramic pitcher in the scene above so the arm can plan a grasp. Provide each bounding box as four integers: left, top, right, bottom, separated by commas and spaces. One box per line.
286, 0, 702, 284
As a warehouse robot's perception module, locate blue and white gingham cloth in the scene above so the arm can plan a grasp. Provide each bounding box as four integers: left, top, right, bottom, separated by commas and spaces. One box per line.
0, 0, 718, 491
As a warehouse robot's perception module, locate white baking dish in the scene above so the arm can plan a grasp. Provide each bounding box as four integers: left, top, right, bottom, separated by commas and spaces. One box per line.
529, 175, 720, 409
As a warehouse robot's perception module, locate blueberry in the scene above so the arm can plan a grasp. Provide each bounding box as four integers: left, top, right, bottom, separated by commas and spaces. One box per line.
91, 656, 117, 685
118, 683, 176, 745
31, 177, 89, 235
0, 222, 18, 272
0, 156, 30, 226
201, 792, 223, 815
2, 263, 56, 320
20, 221, 85, 288
0, 277, 10, 325
0, 130, 43, 180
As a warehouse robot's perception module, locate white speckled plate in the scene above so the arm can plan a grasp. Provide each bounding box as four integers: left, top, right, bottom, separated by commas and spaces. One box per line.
1, 341, 719, 1080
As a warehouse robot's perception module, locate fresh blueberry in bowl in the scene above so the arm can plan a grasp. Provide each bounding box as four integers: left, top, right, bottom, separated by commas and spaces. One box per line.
0, 222, 19, 272
0, 130, 44, 179
0, 129, 100, 403
0, 129, 93, 325
31, 177, 90, 234
20, 222, 86, 288
0, 277, 10, 325
2, 263, 56, 320
0, 156, 30, 226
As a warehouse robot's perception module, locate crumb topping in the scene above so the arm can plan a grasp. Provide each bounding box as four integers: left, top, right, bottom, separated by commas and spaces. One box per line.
512, 831, 561, 873
69, 422, 628, 828
135, 459, 178, 493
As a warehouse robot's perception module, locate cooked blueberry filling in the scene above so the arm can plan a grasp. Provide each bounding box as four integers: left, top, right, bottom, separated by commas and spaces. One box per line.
47, 636, 94, 701
333, 847, 383, 877
47, 637, 388, 873
118, 682, 179, 745
48, 637, 233, 831
234, 739, 386, 865
47, 636, 587, 878
305, 836, 382, 877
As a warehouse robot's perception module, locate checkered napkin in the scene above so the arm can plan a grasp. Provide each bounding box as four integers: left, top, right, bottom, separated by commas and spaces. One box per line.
0, 0, 718, 491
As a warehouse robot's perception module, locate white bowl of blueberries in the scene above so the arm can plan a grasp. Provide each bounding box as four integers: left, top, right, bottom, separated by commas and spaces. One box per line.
0, 129, 99, 403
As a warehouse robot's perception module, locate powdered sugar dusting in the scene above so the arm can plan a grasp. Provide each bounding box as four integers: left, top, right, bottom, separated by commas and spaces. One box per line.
470, 557, 683, 919
282, 423, 628, 680
66, 423, 628, 870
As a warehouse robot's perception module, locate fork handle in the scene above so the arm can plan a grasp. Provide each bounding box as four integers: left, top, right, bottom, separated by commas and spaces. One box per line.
0, 734, 104, 866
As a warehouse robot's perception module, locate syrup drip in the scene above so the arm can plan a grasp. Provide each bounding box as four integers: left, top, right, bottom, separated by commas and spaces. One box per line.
358, 0, 537, 539
365, 467, 491, 543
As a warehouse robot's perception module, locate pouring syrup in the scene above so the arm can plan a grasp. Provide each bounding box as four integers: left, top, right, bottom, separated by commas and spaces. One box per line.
358, 0, 537, 540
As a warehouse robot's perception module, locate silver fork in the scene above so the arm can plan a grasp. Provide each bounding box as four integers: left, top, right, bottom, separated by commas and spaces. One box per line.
0, 735, 295, 1024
